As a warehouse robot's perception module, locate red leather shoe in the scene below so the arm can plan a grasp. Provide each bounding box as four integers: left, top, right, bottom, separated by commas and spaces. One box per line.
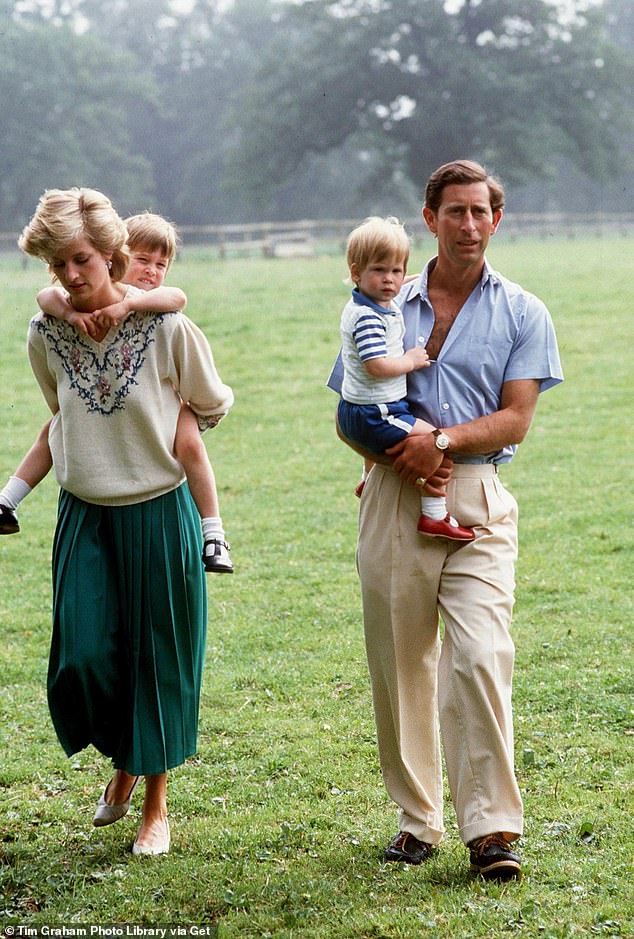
417, 513, 475, 542
354, 480, 366, 498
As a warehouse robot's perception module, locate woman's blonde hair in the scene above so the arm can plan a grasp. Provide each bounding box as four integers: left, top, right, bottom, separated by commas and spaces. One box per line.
18, 187, 129, 282
125, 212, 180, 267
346, 216, 410, 278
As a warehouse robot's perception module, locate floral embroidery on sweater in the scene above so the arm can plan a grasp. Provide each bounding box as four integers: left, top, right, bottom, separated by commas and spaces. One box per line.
34, 312, 167, 415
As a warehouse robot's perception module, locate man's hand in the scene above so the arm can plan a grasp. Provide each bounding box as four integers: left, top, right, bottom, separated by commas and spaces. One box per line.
420, 457, 453, 497
386, 431, 444, 486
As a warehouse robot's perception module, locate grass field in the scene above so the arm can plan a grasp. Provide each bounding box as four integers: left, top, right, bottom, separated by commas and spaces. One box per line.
0, 238, 632, 938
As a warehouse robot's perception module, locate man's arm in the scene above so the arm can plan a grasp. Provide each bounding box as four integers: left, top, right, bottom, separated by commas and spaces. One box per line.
335, 413, 453, 497
444, 378, 540, 452
387, 379, 541, 487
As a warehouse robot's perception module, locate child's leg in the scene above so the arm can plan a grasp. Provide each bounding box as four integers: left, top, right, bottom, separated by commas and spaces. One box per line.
6, 419, 54, 490
0, 420, 53, 533
407, 419, 449, 516
408, 420, 474, 542
174, 405, 233, 573
355, 457, 375, 498
174, 405, 219, 519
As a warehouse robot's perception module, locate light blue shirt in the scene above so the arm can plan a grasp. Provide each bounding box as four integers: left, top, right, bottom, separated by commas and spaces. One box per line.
328, 257, 563, 464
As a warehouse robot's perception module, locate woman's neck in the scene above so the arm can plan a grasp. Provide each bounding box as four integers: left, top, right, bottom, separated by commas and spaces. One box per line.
71, 281, 125, 314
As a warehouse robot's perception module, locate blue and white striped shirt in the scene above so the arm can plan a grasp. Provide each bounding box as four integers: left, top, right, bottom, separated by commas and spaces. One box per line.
340, 290, 408, 404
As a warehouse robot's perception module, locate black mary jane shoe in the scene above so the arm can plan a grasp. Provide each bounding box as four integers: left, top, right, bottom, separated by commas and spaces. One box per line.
0, 504, 19, 535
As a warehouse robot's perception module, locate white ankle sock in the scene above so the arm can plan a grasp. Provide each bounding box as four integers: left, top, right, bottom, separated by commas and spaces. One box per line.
202, 516, 225, 542
421, 496, 447, 520
0, 476, 33, 511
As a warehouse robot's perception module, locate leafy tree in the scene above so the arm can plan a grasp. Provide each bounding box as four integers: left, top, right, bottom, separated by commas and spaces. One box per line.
226, 0, 633, 204
604, 0, 634, 50
0, 20, 156, 229
29, 0, 282, 223
155, 0, 283, 222
2, 0, 631, 225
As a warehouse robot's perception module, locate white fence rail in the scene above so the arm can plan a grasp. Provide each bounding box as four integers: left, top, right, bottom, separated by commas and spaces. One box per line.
2, 213, 633, 260
179, 213, 634, 256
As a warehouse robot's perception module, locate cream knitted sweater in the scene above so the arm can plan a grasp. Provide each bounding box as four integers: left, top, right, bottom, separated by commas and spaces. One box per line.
27, 291, 233, 506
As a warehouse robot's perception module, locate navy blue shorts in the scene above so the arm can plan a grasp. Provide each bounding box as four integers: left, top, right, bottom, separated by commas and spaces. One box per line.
338, 398, 416, 455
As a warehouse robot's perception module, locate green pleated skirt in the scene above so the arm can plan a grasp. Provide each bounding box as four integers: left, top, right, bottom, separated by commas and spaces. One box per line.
48, 484, 207, 775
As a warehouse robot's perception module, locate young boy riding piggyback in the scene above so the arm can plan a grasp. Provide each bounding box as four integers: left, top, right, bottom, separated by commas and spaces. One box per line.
0, 212, 233, 573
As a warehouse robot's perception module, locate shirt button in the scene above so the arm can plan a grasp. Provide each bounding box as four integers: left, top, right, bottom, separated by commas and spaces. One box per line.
442, 402, 450, 410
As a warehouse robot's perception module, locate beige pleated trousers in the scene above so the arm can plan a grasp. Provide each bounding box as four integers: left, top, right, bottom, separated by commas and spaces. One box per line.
357, 463, 524, 846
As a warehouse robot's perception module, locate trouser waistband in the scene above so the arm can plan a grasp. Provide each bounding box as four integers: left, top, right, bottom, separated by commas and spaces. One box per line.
378, 462, 499, 479
450, 463, 499, 477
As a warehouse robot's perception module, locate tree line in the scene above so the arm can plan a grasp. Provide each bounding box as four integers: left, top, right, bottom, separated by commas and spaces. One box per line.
1, 0, 632, 231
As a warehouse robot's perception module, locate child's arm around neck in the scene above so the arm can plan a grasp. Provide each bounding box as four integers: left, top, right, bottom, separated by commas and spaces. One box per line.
37, 285, 98, 338
92, 284, 187, 329
126, 284, 187, 313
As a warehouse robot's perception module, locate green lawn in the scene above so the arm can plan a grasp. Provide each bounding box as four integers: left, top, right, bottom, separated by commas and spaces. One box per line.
0, 238, 632, 938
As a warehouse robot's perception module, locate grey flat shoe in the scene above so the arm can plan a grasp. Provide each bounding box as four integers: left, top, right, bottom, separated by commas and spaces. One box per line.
93, 775, 140, 827
132, 819, 170, 856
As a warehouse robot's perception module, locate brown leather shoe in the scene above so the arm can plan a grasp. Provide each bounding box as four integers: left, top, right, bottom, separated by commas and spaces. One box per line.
469, 833, 522, 880
384, 831, 435, 864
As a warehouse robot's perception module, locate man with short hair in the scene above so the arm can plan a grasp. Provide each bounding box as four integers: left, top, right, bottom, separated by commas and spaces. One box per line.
330, 159, 563, 880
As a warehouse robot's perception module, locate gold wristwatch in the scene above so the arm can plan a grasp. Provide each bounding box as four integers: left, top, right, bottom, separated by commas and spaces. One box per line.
433, 429, 450, 451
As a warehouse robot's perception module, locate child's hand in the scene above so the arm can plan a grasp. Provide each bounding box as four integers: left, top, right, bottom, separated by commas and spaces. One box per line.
65, 310, 100, 339
403, 345, 430, 371
93, 300, 131, 329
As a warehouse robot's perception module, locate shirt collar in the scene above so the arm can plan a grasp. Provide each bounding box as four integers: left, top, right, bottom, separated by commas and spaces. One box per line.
352, 288, 400, 316
403, 257, 501, 302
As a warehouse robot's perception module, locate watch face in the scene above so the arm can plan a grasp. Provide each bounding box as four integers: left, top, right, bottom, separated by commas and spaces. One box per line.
435, 433, 450, 450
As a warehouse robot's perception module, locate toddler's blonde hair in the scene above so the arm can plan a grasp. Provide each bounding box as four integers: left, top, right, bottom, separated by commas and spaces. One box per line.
346, 216, 410, 277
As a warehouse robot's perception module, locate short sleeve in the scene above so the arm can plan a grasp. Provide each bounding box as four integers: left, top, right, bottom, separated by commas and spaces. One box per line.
167, 315, 234, 424
503, 294, 564, 392
28, 317, 60, 415
352, 311, 388, 361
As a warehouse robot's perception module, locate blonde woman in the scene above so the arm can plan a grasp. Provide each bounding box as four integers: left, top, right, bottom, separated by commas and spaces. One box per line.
18, 188, 233, 855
